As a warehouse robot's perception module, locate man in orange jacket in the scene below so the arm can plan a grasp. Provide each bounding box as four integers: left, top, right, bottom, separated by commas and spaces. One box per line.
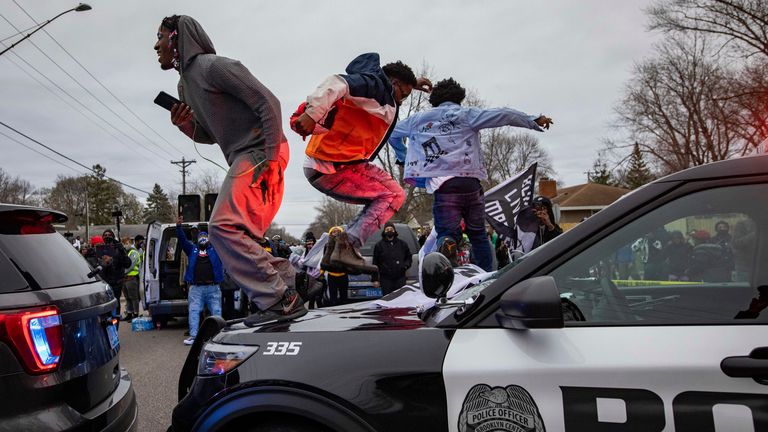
292, 53, 431, 273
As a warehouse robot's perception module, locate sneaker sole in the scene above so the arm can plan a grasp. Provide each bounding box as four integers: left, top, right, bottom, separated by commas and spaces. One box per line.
243, 307, 308, 328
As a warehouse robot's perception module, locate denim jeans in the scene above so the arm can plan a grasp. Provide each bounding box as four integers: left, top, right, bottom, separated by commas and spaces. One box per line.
306, 162, 405, 247
188, 284, 222, 338
433, 188, 493, 271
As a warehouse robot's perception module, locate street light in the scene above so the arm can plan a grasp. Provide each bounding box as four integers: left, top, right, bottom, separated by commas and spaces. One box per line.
0, 3, 92, 57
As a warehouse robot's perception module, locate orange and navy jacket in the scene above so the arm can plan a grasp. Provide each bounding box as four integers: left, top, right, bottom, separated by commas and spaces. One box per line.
302, 53, 398, 163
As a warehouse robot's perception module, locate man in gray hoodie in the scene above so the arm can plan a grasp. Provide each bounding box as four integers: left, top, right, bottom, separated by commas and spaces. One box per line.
154, 15, 304, 327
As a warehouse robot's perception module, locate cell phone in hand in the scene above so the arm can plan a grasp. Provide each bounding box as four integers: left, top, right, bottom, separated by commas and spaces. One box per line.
154, 91, 180, 111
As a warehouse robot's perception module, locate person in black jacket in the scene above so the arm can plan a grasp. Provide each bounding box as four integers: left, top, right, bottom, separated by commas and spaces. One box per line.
372, 223, 413, 296
530, 196, 563, 251
94, 229, 132, 318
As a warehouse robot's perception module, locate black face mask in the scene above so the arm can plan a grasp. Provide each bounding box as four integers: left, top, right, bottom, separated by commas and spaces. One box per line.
104, 236, 115, 244
384, 231, 396, 240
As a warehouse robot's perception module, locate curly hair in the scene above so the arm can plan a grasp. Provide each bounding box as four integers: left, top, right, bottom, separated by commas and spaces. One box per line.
161, 15, 181, 31
429, 78, 465, 107
382, 61, 417, 86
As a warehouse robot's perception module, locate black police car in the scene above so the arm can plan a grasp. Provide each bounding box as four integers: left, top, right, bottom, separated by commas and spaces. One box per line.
172, 155, 768, 431
0, 204, 137, 431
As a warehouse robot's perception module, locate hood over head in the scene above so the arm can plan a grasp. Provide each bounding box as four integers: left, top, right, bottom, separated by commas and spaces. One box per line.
341, 52, 394, 106
177, 15, 216, 71
382, 222, 398, 239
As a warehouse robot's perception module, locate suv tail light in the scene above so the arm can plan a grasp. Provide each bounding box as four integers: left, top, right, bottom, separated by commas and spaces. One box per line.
0, 306, 63, 374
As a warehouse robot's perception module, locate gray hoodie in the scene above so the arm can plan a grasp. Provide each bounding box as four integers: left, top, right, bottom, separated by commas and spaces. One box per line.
176, 16, 285, 164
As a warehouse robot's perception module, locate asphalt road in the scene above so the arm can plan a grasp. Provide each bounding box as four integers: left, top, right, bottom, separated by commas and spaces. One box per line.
118, 316, 190, 432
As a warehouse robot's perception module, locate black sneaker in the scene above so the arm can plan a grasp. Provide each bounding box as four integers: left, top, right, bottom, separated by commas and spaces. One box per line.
244, 289, 307, 327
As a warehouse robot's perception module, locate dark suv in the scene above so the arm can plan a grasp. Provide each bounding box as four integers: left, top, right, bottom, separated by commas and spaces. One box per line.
0, 204, 137, 431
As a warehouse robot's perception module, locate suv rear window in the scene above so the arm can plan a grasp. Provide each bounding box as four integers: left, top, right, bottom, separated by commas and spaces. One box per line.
0, 249, 29, 293
0, 228, 95, 291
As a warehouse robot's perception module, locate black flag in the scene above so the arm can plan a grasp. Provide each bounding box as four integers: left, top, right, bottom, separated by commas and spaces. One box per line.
484, 163, 537, 238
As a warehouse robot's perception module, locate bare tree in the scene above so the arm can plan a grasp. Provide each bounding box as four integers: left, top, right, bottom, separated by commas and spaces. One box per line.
647, 0, 768, 59
307, 197, 361, 236
0, 168, 38, 205
615, 35, 748, 173
188, 168, 223, 195
118, 192, 145, 225
481, 130, 556, 189
646, 0, 768, 153
45, 175, 88, 229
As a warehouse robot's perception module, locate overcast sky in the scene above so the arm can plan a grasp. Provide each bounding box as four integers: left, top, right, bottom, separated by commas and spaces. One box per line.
0, 0, 659, 236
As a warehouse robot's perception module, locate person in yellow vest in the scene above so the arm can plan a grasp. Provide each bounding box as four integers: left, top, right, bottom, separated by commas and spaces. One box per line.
122, 237, 142, 322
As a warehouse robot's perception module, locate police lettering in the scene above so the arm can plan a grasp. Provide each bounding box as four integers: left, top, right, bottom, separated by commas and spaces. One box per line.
561, 386, 768, 431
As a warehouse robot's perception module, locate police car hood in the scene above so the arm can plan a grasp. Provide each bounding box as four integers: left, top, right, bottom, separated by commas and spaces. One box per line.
213, 305, 426, 345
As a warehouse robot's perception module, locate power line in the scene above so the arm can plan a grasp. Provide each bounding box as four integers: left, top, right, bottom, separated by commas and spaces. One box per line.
0, 13, 174, 165
0, 121, 151, 195
11, 1, 196, 161
9, 2, 178, 159
0, 45, 169, 172
0, 50, 154, 164
0, 22, 38, 43
0, 129, 84, 175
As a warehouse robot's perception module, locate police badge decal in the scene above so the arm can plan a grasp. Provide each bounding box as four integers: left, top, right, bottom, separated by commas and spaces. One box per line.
458, 384, 546, 432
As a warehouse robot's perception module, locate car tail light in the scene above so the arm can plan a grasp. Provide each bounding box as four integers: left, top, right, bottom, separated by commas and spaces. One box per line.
198, 343, 258, 376
0, 306, 63, 374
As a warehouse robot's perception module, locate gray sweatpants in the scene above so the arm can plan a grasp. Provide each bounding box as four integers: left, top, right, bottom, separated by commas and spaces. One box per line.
209, 142, 295, 311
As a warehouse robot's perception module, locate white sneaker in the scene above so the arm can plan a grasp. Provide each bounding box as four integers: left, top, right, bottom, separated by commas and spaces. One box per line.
183, 337, 195, 345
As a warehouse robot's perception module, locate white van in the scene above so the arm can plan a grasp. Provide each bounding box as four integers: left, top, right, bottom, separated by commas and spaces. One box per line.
143, 221, 208, 327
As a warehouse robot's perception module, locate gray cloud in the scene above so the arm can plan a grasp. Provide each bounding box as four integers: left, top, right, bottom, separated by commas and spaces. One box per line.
0, 0, 657, 236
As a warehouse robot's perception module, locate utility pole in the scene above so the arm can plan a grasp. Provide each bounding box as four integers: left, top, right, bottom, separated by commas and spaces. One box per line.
171, 157, 196, 194
84, 187, 90, 244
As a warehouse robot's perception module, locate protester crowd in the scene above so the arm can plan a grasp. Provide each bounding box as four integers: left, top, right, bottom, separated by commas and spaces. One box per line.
53, 13, 561, 344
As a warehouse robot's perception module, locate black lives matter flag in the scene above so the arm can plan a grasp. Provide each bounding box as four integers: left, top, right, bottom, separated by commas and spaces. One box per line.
484, 163, 537, 238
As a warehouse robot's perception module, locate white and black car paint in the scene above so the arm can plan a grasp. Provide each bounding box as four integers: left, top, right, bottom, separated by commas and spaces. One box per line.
171, 155, 768, 432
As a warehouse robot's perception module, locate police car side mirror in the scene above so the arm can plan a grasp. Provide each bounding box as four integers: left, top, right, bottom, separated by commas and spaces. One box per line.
496, 276, 564, 330
421, 252, 454, 299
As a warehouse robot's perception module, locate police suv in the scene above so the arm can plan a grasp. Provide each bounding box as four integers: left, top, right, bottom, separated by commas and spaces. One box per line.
170, 155, 768, 432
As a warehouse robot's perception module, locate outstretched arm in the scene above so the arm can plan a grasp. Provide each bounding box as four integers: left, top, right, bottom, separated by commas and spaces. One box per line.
175, 217, 194, 256
467, 107, 553, 132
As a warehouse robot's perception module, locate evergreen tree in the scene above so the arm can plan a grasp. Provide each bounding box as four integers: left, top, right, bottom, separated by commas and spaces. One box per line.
589, 159, 615, 186
87, 164, 121, 225
144, 184, 174, 223
623, 143, 655, 189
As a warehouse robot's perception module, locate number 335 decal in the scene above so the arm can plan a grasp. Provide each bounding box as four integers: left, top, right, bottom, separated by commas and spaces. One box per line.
262, 342, 302, 356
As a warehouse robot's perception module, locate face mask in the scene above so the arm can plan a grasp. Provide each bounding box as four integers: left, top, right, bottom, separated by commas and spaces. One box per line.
198, 238, 209, 249
384, 231, 396, 239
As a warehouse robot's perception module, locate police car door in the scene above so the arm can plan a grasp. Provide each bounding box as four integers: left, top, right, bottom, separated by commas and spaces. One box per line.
443, 183, 768, 432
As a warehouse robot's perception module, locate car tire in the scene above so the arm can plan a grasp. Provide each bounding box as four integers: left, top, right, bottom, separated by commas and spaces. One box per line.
243, 418, 329, 432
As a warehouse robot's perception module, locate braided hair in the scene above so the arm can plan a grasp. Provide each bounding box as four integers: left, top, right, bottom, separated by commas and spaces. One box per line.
161, 15, 180, 31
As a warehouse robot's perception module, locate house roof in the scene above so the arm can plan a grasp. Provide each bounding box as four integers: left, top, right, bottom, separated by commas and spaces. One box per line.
552, 182, 631, 208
